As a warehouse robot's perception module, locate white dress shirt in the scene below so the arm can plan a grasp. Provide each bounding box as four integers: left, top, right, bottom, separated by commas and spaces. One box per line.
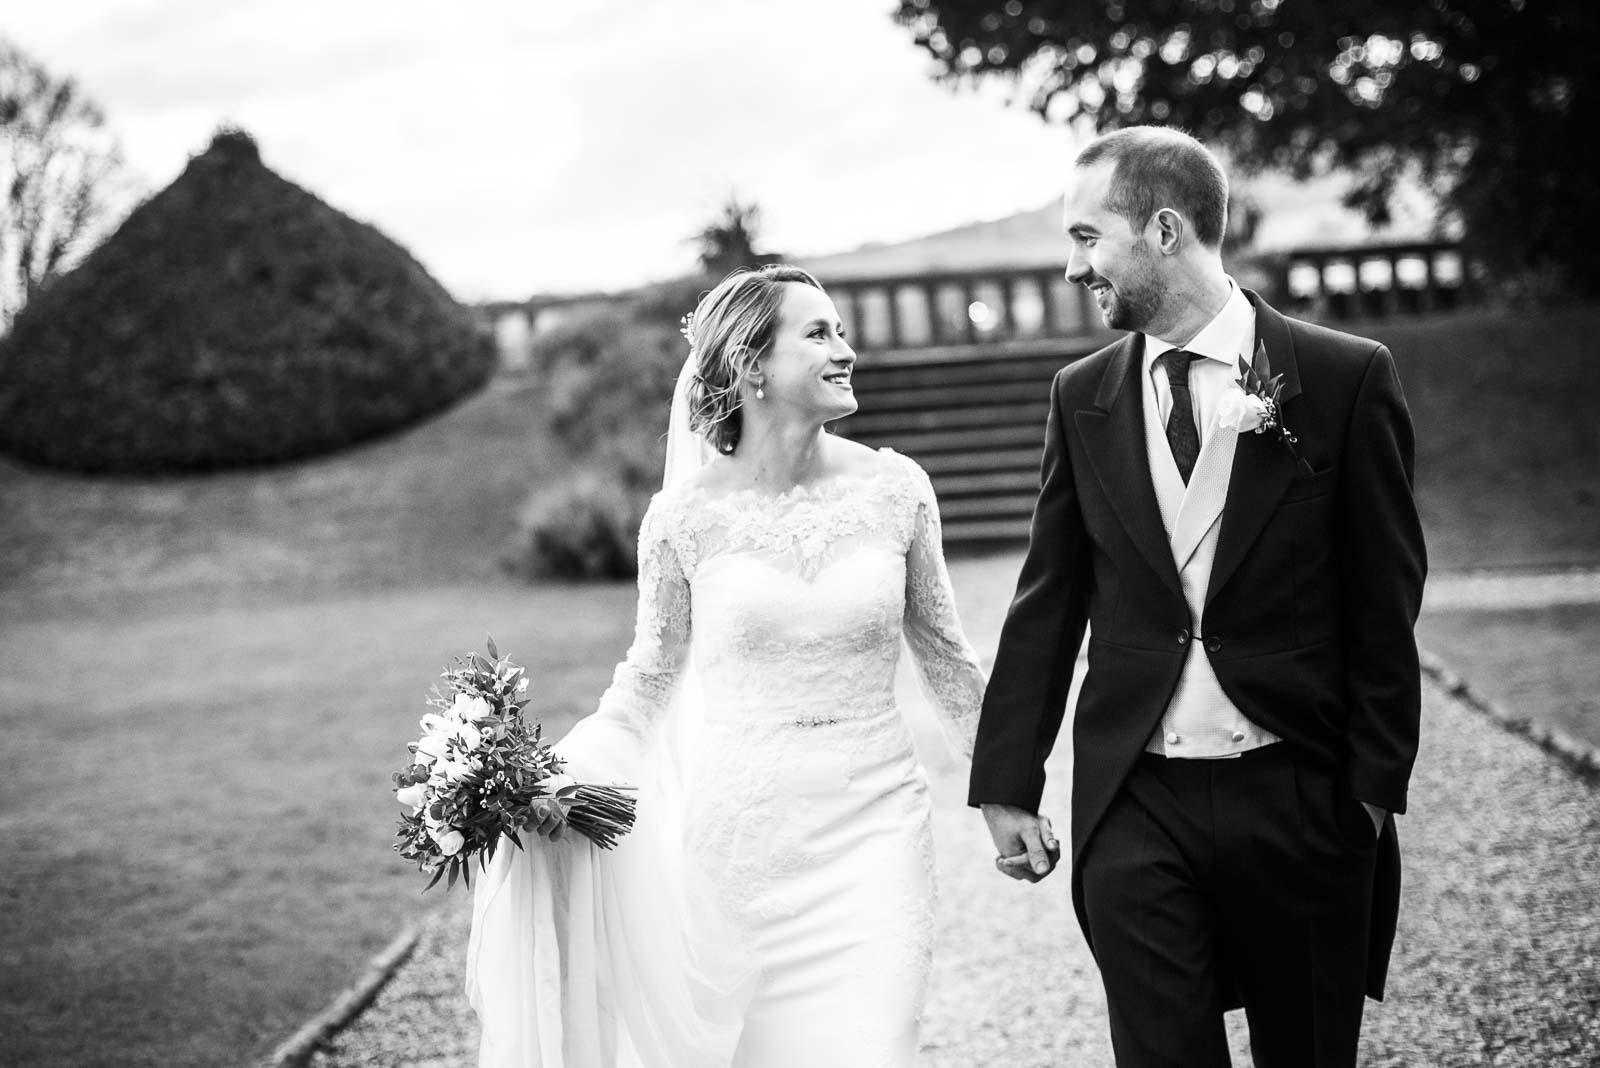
1143, 278, 1255, 447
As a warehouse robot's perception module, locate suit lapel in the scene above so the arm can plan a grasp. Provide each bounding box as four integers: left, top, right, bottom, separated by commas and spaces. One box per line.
1206, 293, 1303, 608
1170, 405, 1238, 572
1076, 334, 1184, 603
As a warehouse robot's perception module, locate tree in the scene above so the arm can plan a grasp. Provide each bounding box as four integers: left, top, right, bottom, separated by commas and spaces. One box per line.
894, 0, 1599, 294
693, 194, 780, 278
0, 38, 131, 328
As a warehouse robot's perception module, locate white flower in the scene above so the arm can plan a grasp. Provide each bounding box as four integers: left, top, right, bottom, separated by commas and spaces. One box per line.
1218, 389, 1270, 433
431, 827, 466, 856
422, 712, 483, 752
449, 720, 484, 752
414, 734, 449, 763
452, 693, 496, 722
395, 782, 428, 811
434, 757, 476, 784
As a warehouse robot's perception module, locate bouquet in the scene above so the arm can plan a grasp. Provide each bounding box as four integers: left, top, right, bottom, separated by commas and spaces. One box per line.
392, 637, 636, 891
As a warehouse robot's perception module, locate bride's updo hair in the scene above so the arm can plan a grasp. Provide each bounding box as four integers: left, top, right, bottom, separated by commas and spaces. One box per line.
685, 264, 824, 454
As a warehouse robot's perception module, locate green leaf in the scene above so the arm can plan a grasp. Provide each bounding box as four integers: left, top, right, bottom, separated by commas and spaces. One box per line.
423, 866, 446, 893
486, 635, 500, 661
1253, 339, 1273, 381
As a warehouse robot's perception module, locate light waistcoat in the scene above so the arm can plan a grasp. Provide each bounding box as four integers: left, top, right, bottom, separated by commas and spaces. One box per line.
1142, 282, 1281, 759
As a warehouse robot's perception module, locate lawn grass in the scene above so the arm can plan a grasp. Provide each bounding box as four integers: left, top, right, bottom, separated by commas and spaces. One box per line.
1418, 601, 1600, 754
0, 582, 636, 1068
1357, 304, 1600, 570
0, 375, 561, 617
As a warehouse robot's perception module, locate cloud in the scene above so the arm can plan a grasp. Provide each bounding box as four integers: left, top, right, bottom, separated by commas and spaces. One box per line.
7, 0, 1077, 300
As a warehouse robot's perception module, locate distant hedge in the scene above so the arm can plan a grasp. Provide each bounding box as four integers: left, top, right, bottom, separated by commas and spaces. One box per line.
0, 129, 495, 473
504, 274, 712, 579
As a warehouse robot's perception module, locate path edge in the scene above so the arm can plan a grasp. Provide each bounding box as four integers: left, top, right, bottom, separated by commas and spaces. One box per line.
251, 920, 423, 1068
1420, 646, 1600, 781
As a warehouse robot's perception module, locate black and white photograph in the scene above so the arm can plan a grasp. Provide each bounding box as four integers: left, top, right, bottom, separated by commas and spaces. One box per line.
1, 2, 1596, 1066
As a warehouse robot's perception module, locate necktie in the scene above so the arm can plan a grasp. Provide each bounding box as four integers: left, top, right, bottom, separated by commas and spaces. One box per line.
1158, 350, 1203, 484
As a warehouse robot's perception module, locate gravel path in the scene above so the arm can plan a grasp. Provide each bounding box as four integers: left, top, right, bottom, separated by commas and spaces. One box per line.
1423, 567, 1600, 610
310, 559, 1600, 1067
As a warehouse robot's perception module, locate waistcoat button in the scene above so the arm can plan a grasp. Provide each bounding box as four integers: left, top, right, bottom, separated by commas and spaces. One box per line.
1205, 636, 1223, 653
1177, 629, 1190, 645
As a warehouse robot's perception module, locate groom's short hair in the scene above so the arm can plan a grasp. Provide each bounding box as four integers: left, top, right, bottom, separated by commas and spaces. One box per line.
1075, 127, 1229, 248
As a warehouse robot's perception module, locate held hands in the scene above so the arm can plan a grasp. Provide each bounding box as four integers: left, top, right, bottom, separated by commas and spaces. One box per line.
982, 803, 1061, 882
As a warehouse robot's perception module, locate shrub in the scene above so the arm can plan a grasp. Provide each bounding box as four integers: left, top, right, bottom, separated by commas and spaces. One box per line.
0, 128, 495, 473
504, 468, 651, 581
505, 273, 719, 580
533, 274, 716, 454
539, 314, 681, 488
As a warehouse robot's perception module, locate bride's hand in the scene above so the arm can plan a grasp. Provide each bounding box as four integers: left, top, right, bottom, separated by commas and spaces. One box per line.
982, 804, 1059, 882
525, 797, 568, 842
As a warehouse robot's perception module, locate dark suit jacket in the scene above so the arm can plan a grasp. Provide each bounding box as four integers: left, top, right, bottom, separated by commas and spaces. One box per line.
969, 292, 1427, 998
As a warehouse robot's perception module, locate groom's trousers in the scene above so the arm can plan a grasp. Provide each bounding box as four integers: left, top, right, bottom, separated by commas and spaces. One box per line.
1079, 743, 1380, 1068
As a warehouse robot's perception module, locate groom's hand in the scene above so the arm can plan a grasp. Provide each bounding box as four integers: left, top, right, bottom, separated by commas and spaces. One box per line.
981, 804, 1060, 882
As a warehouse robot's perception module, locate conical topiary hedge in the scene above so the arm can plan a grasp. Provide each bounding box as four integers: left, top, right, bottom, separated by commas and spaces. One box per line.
0, 128, 495, 473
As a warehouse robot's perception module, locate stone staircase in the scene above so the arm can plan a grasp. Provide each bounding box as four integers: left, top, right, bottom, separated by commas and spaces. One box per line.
835, 337, 1108, 548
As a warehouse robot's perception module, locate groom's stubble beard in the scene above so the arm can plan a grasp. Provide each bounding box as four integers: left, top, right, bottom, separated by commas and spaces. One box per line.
1100, 239, 1165, 333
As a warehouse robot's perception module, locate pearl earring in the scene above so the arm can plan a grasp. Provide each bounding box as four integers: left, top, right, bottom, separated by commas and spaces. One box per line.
756, 385, 765, 400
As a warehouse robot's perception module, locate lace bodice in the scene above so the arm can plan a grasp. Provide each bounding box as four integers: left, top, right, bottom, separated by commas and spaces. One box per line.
590, 448, 985, 758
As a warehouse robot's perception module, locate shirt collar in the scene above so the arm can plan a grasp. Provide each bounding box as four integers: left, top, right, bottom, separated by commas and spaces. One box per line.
1143, 278, 1254, 373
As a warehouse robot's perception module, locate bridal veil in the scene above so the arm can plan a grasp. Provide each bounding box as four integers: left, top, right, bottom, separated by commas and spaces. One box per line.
465, 355, 755, 1067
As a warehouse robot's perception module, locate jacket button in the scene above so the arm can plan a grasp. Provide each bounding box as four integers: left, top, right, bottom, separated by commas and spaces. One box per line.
1177, 629, 1190, 645
1205, 637, 1223, 653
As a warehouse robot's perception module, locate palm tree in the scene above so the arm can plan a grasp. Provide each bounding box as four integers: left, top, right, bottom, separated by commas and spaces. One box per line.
693, 195, 779, 277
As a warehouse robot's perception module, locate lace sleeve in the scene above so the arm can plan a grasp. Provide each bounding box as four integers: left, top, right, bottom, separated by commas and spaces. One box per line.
901, 459, 986, 759
586, 495, 691, 743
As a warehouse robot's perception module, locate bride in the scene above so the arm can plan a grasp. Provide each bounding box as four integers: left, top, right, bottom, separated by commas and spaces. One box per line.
466, 264, 987, 1067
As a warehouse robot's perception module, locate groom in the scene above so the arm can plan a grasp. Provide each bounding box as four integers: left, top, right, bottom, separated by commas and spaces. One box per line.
973, 126, 1426, 1067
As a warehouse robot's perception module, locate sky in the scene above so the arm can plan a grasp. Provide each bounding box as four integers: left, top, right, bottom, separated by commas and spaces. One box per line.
7, 0, 1084, 302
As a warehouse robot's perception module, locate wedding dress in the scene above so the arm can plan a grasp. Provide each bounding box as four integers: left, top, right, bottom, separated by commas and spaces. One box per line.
466, 441, 985, 1067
